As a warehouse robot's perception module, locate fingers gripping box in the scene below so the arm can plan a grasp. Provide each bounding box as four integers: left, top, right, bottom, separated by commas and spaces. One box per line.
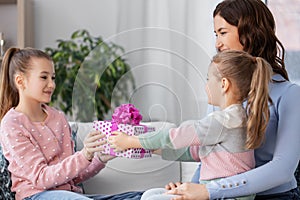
93, 121, 155, 159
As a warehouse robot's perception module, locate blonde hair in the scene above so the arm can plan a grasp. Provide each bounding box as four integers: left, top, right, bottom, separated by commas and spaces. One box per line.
0, 47, 52, 121
212, 50, 272, 149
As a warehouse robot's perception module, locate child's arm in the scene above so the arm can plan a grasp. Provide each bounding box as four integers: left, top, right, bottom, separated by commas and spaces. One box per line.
109, 126, 182, 151
110, 123, 201, 152
109, 131, 142, 151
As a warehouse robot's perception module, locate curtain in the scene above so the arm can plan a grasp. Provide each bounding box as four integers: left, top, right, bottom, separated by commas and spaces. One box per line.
107, 0, 220, 124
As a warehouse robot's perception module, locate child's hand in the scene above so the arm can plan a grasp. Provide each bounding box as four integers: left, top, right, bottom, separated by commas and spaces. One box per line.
108, 131, 132, 152
165, 182, 182, 190
82, 131, 106, 161
166, 183, 209, 200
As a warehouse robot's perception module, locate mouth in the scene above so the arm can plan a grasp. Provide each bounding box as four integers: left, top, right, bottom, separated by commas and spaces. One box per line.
44, 91, 53, 96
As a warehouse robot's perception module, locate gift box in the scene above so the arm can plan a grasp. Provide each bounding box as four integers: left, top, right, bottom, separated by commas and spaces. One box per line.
93, 121, 155, 159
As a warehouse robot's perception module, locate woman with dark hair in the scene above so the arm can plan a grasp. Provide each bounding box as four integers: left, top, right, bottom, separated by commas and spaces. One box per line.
164, 0, 300, 199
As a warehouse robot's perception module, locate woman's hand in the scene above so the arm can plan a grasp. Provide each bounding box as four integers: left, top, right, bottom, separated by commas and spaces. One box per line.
166, 183, 209, 200
109, 131, 141, 151
82, 131, 106, 161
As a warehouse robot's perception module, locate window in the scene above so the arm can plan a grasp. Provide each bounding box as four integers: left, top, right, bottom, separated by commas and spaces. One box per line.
267, 0, 300, 84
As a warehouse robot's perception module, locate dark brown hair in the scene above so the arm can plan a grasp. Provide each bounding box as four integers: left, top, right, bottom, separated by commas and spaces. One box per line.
214, 0, 289, 81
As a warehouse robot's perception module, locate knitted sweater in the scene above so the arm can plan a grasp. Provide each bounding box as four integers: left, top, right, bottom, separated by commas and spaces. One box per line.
0, 105, 105, 200
139, 104, 255, 181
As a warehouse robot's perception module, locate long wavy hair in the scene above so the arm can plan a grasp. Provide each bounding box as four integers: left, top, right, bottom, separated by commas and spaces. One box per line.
214, 0, 289, 81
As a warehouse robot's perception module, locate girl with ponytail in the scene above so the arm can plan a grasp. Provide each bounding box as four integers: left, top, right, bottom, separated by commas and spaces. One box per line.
109, 50, 272, 200
0, 47, 144, 200
211, 50, 272, 150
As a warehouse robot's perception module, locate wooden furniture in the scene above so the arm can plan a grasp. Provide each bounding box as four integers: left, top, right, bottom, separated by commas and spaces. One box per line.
0, 0, 33, 48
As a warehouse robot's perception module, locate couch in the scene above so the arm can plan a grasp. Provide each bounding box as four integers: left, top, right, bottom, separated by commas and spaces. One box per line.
73, 121, 198, 195
1, 121, 298, 199
0, 121, 198, 199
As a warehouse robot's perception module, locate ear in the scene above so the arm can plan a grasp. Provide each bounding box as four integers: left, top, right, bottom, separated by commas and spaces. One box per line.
15, 74, 25, 90
221, 77, 230, 93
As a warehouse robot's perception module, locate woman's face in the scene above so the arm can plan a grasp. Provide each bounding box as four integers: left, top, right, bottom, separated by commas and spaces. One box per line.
214, 14, 244, 52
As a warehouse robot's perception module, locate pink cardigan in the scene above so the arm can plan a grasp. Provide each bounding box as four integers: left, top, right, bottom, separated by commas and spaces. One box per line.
0, 105, 105, 200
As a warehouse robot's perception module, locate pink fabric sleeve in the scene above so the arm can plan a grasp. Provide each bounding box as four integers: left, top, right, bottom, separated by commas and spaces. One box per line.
73, 154, 105, 184
189, 145, 201, 162
169, 124, 200, 149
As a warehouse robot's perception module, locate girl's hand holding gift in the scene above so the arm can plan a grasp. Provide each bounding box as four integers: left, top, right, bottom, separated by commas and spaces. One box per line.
94, 103, 153, 159
109, 131, 142, 152
166, 183, 209, 200
82, 131, 107, 161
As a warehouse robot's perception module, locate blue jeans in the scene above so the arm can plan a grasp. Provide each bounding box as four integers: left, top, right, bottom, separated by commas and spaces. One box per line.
24, 190, 144, 200
140, 188, 179, 200
191, 163, 201, 183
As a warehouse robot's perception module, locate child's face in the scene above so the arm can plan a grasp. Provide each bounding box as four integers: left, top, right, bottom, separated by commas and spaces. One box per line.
205, 62, 222, 106
22, 58, 56, 104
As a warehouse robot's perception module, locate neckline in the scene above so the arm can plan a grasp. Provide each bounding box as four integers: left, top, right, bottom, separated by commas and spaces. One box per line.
13, 104, 50, 124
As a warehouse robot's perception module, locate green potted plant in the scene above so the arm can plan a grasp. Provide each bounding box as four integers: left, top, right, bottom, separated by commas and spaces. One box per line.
45, 29, 135, 122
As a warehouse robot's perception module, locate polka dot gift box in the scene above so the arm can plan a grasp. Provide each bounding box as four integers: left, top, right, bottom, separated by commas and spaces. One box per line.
93, 104, 155, 159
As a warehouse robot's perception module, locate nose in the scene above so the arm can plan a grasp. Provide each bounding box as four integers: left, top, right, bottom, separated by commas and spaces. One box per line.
48, 79, 56, 89
215, 37, 223, 51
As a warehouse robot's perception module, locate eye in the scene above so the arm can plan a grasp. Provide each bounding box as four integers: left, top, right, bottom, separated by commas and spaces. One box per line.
41, 76, 47, 80
220, 31, 227, 36
52, 76, 56, 80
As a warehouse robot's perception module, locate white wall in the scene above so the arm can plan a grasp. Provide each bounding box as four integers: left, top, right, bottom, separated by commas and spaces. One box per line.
31, 0, 221, 124
0, 4, 17, 49
32, 0, 119, 49
32, 0, 219, 54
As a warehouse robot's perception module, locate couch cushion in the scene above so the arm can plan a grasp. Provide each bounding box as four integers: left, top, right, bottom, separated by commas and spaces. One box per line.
84, 155, 181, 194
0, 145, 15, 200
74, 121, 181, 194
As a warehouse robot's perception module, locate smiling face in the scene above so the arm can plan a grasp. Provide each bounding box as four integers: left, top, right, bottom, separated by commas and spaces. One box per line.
214, 14, 244, 52
21, 57, 56, 104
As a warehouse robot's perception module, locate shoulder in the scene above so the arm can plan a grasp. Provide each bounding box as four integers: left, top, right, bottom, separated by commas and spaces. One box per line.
270, 75, 300, 99
269, 76, 300, 116
43, 104, 67, 119
1, 108, 26, 130
270, 81, 300, 106
0, 109, 27, 143
208, 104, 246, 129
